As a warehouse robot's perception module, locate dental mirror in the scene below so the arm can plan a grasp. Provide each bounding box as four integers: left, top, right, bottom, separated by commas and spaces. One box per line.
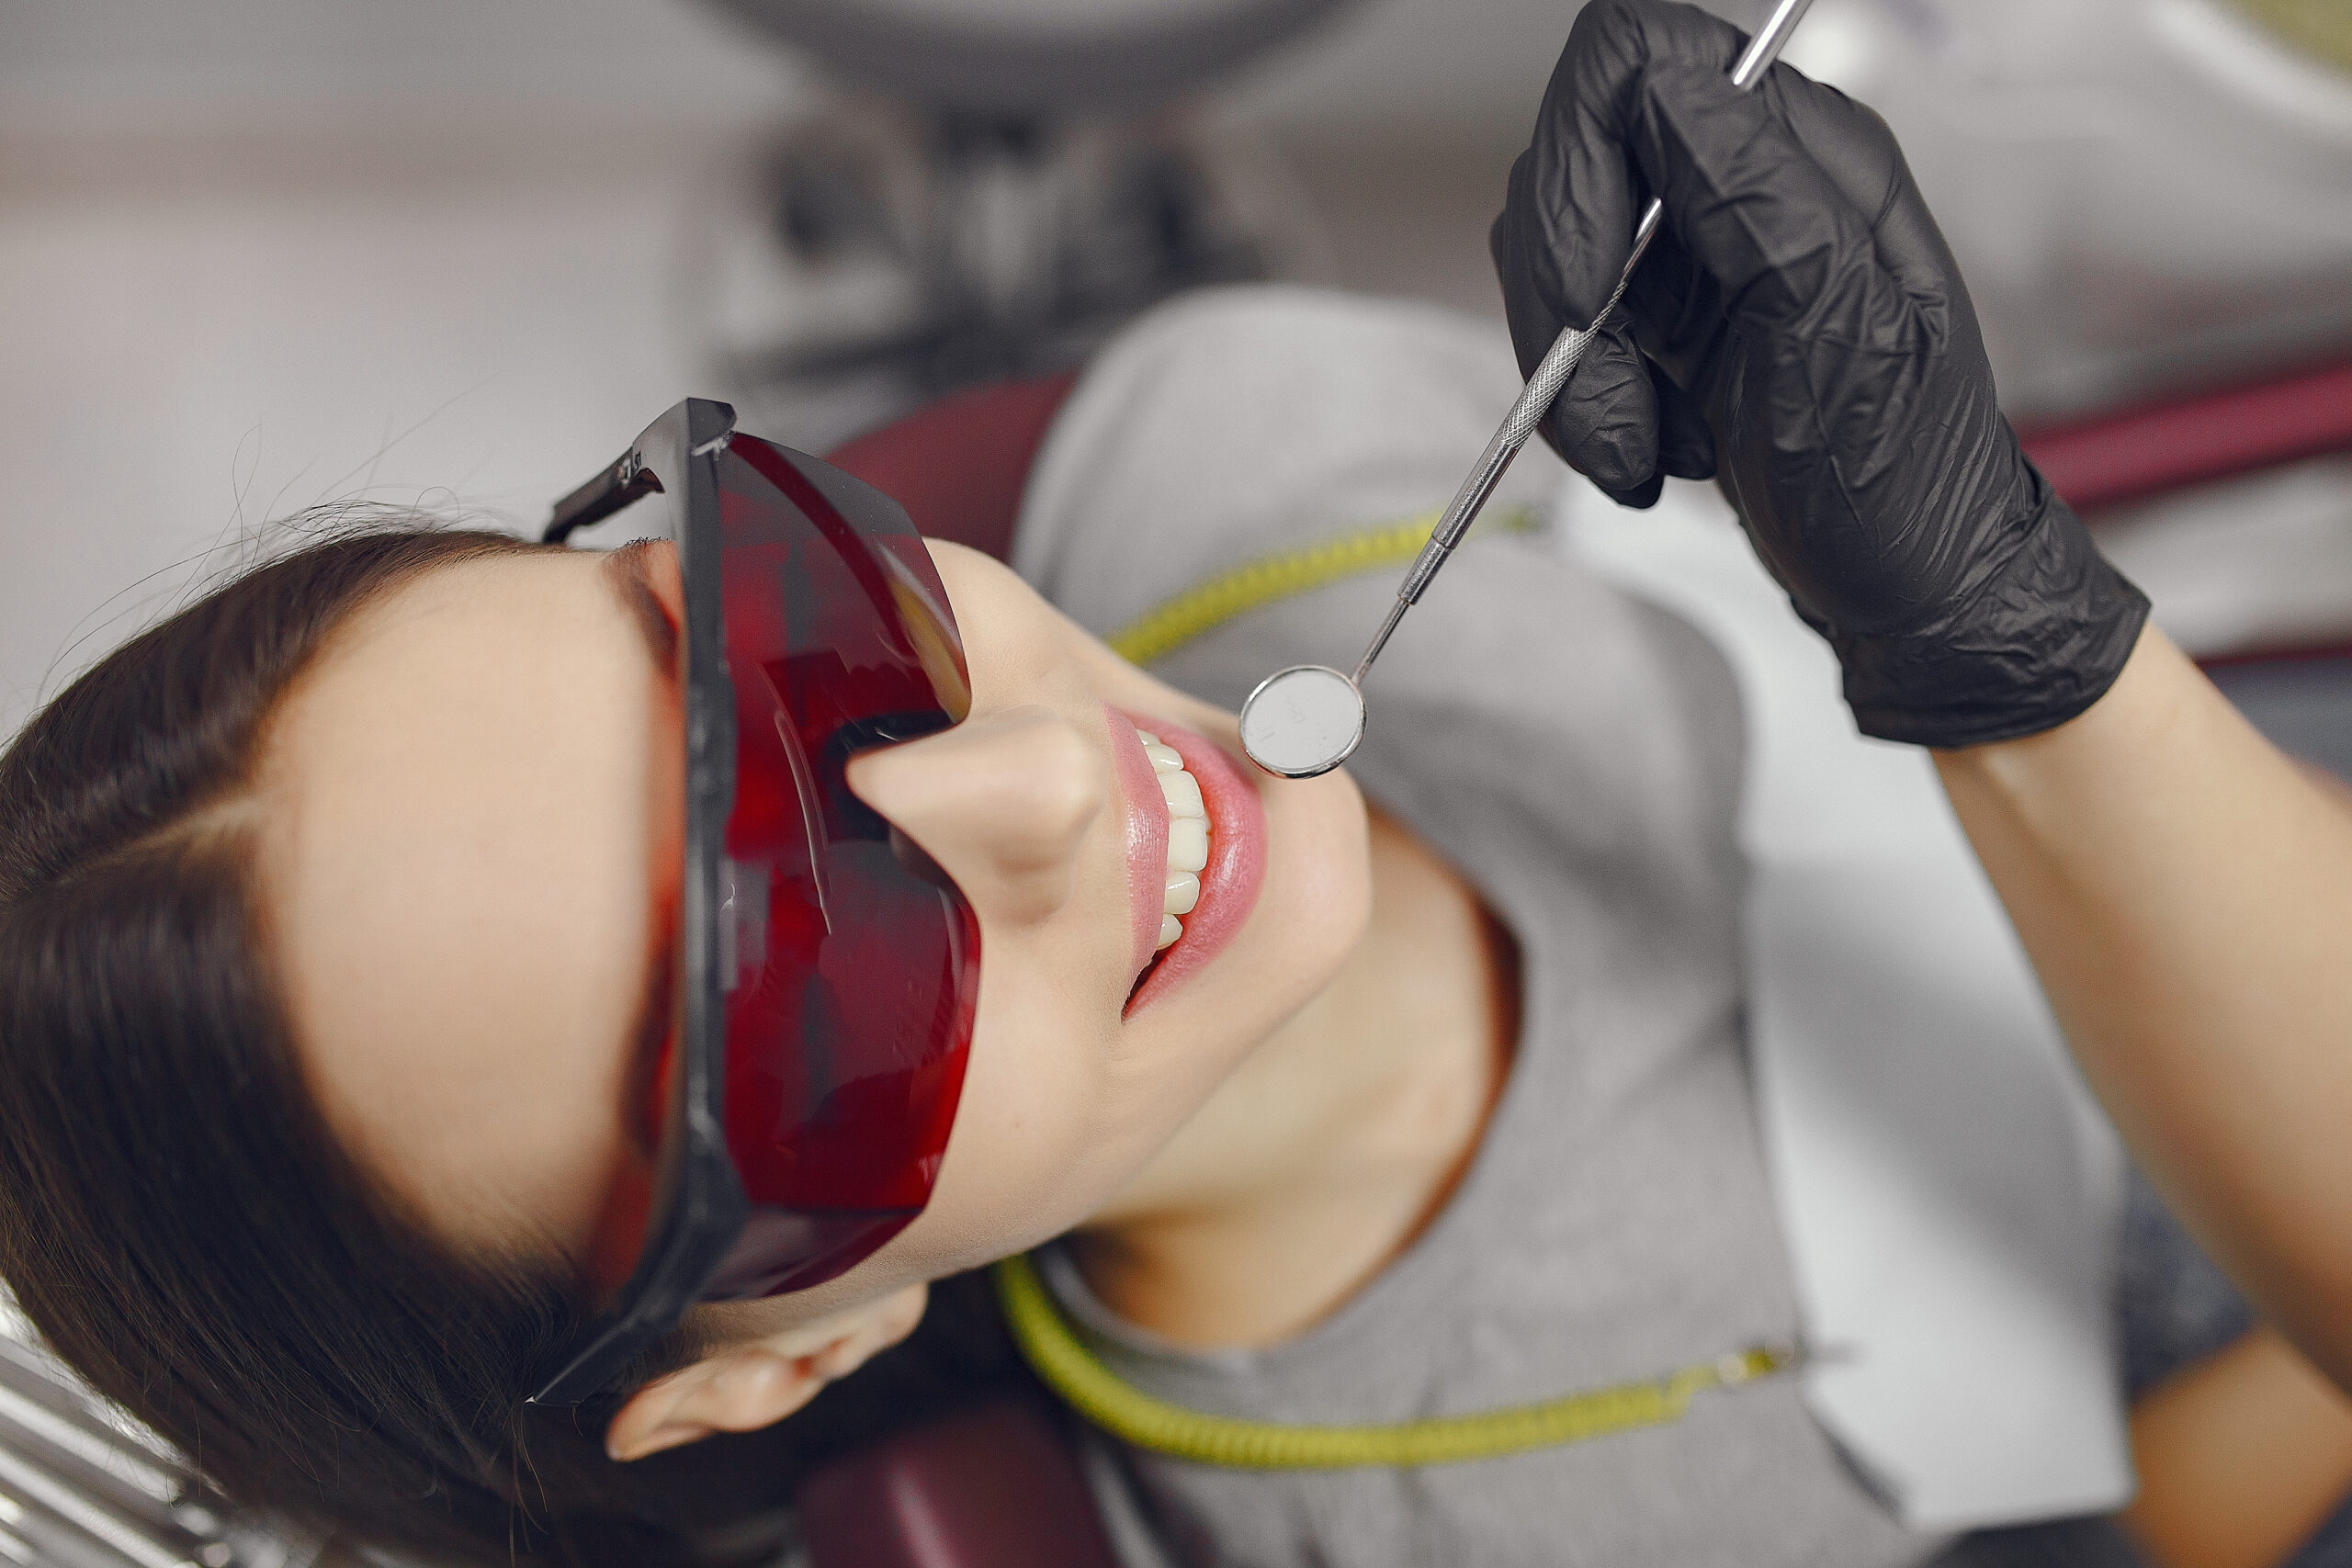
1238, 664, 1365, 779
1238, 0, 1817, 782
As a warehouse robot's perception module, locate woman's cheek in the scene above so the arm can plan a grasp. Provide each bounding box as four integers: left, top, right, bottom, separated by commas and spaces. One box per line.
922, 965, 1120, 1257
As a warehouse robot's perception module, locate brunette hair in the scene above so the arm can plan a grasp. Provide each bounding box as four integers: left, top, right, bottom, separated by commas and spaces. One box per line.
0, 524, 1037, 1562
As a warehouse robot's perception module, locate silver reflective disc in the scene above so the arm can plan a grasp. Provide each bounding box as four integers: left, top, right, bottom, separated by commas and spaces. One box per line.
1239, 664, 1366, 779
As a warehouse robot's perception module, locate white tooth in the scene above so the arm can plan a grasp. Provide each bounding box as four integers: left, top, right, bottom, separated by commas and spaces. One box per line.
1159, 768, 1204, 818
1135, 730, 1159, 746
1157, 913, 1182, 950
1166, 816, 1208, 874
1163, 870, 1199, 916
1143, 741, 1183, 773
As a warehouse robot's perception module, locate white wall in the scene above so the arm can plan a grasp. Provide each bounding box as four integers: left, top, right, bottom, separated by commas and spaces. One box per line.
0, 0, 1599, 139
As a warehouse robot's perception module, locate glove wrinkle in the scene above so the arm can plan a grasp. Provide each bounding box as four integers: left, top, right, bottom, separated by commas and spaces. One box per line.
1639, 65, 1875, 340
1841, 494, 2152, 748
1495, 0, 2147, 746
1556, 320, 1663, 498
1494, 168, 1666, 499
1652, 365, 1716, 481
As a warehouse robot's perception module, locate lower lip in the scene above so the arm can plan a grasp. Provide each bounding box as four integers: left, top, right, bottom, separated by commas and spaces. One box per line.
1119, 710, 1267, 1017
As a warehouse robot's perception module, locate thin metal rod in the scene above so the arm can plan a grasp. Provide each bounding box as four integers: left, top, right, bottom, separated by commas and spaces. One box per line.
1735, 0, 1817, 88
1351, 598, 1410, 685
1353, 198, 1652, 675
1348, 0, 1816, 693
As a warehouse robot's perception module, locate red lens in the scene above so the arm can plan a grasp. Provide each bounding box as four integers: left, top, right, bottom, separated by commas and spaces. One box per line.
696, 436, 980, 1300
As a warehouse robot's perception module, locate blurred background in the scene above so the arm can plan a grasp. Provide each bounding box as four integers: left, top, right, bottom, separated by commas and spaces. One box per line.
0, 2, 2349, 1558
5, 0, 2352, 745
0, 0, 1569, 745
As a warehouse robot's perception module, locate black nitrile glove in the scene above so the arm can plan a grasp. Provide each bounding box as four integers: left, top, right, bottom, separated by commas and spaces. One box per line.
1491, 0, 2148, 748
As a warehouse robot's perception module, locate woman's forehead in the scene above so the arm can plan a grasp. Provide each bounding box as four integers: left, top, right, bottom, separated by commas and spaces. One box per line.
255, 552, 667, 1259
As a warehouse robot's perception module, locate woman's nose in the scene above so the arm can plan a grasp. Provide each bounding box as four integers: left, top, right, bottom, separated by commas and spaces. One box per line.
844, 705, 1108, 926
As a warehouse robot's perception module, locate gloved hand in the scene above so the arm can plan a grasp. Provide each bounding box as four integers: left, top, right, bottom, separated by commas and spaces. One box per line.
1490, 0, 2148, 748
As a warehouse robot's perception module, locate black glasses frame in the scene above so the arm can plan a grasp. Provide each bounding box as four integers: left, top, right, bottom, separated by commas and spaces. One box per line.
529, 398, 750, 1407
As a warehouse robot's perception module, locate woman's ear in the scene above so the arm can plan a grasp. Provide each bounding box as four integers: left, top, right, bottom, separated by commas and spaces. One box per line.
605, 1282, 928, 1461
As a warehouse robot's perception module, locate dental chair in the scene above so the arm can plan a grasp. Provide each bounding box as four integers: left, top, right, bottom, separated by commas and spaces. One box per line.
0, 1303, 324, 1568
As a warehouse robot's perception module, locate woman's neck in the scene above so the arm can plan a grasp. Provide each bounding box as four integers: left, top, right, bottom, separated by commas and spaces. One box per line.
1069, 806, 1519, 1348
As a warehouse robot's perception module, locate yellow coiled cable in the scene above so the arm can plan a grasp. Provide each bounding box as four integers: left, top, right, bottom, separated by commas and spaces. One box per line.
993, 1255, 1798, 1471
1104, 503, 1542, 669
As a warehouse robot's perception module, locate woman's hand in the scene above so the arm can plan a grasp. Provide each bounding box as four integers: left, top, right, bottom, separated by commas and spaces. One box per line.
1489, 0, 2146, 748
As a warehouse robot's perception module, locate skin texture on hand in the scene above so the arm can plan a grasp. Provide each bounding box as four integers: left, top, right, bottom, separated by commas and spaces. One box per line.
2121, 1328, 2352, 1568
1937, 628, 2352, 1402
1489, 0, 2146, 747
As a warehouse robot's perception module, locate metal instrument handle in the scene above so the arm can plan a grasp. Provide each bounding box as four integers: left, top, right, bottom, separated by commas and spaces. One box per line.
1352, 0, 1816, 686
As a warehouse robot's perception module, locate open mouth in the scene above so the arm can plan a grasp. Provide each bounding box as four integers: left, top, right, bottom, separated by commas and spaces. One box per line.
1125, 725, 1207, 1000
1139, 728, 1209, 951
1113, 710, 1267, 1016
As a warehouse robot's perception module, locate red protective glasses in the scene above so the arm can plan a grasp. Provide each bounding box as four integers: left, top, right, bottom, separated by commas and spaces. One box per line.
530, 400, 979, 1406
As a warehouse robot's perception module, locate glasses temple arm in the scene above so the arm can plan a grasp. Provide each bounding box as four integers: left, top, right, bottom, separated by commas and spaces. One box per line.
546, 451, 664, 545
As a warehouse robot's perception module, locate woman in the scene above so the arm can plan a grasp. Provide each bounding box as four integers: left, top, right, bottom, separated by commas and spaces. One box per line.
5, 28, 2351, 1568
4, 276, 2350, 1566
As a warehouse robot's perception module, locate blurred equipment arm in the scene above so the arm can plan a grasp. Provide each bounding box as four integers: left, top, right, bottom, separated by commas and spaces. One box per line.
1493, 0, 2352, 1392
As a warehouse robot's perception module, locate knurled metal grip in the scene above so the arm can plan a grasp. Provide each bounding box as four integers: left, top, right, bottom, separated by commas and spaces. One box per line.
1392, 217, 1651, 612
1510, 322, 1597, 446
1352, 0, 1814, 682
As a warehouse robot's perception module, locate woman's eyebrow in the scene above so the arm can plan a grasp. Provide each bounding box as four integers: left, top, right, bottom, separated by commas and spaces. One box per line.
597, 540, 683, 1153
598, 540, 679, 679
619, 942, 675, 1158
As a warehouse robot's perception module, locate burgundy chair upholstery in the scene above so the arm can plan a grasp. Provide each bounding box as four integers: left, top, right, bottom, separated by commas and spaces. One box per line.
2018, 355, 2352, 517
2018, 354, 2352, 675
795, 1400, 1122, 1568
826, 371, 1080, 566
